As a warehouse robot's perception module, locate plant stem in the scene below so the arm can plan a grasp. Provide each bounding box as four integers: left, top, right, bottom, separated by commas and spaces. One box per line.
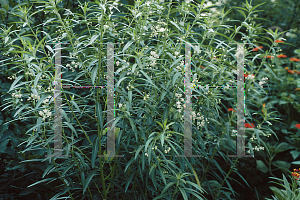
215, 157, 239, 199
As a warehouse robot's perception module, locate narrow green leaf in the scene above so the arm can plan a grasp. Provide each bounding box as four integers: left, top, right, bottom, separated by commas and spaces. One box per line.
139, 70, 159, 90
8, 75, 23, 92
125, 157, 136, 173
70, 100, 81, 113
179, 187, 188, 200
45, 45, 54, 55
42, 164, 55, 178
63, 122, 78, 138
116, 77, 130, 88
91, 137, 98, 168
154, 120, 164, 129
35, 95, 49, 110
87, 34, 99, 46
170, 21, 182, 32
13, 104, 28, 118
172, 72, 181, 87
122, 41, 133, 53
161, 182, 176, 195
34, 72, 43, 89
128, 90, 132, 105
256, 160, 268, 173
27, 178, 56, 188
50, 186, 71, 200
83, 168, 98, 195
128, 117, 137, 141
125, 172, 135, 192
96, 102, 103, 130
61, 163, 76, 177
91, 66, 98, 85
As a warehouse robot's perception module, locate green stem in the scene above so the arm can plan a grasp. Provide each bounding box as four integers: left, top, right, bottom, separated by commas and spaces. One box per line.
200, 129, 227, 184
215, 157, 239, 199
171, 185, 178, 199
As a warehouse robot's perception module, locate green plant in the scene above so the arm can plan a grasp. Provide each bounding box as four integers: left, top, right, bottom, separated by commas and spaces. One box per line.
267, 172, 300, 200
0, 0, 295, 199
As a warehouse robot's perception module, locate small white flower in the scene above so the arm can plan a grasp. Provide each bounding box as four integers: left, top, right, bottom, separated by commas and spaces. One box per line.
159, 27, 166, 32
46, 111, 51, 118
116, 61, 120, 66
104, 25, 109, 29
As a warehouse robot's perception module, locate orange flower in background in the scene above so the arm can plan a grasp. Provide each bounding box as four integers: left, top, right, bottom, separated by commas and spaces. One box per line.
295, 124, 300, 129
264, 55, 274, 59
252, 46, 263, 51
276, 54, 287, 58
285, 67, 289, 70
200, 66, 205, 69
228, 108, 236, 112
290, 58, 300, 62
245, 123, 255, 128
295, 88, 300, 91
288, 70, 295, 74
275, 40, 284, 43
298, 71, 300, 75
292, 171, 300, 180
262, 103, 266, 114
294, 70, 298, 73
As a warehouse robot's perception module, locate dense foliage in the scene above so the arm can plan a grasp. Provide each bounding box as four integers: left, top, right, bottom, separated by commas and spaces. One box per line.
0, 0, 300, 199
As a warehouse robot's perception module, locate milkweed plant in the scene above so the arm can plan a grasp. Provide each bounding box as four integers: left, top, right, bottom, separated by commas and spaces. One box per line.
1, 0, 299, 199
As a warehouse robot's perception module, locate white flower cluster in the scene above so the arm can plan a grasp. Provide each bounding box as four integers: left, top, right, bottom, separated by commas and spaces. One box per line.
46, 86, 55, 93
259, 77, 268, 88
25, 71, 34, 76
174, 93, 208, 128
11, 91, 23, 101
245, 74, 255, 82
69, 52, 78, 59
150, 22, 168, 37
38, 108, 52, 121
28, 93, 41, 101
164, 147, 171, 153
151, 146, 158, 150
66, 61, 79, 72
148, 51, 159, 67
231, 129, 238, 137
7, 75, 17, 80
191, 74, 199, 89
223, 84, 231, 90
246, 146, 264, 153
42, 95, 52, 105
192, 111, 208, 127
176, 60, 185, 71
143, 94, 150, 100
126, 82, 134, 90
